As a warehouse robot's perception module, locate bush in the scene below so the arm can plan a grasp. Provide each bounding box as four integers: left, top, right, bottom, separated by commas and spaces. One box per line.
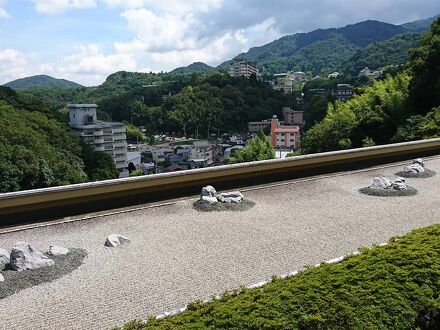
116, 224, 440, 330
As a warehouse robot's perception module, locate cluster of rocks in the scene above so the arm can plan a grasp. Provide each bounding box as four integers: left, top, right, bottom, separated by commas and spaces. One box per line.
199, 185, 244, 205
403, 158, 425, 174
0, 242, 69, 282
369, 176, 407, 191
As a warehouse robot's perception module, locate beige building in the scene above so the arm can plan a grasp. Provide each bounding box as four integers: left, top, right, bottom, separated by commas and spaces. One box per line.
229, 59, 259, 78
68, 104, 128, 171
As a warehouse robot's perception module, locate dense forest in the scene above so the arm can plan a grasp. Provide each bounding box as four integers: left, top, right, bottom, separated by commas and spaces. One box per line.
0, 87, 118, 193
302, 17, 440, 153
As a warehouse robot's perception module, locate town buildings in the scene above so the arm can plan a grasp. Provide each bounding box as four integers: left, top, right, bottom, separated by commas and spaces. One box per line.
270, 115, 301, 149
229, 59, 259, 78
68, 104, 128, 172
332, 84, 354, 102
248, 108, 304, 133
358, 67, 382, 79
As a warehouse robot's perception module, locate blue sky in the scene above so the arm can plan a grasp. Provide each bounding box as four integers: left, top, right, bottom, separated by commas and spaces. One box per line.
0, 0, 439, 86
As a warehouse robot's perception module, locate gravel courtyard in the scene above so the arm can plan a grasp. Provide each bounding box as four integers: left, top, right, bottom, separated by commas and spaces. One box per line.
0, 157, 439, 330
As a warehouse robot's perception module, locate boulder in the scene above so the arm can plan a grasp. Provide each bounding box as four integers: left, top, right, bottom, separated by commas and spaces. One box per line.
413, 158, 424, 167
404, 163, 425, 173
393, 177, 407, 190
105, 234, 131, 247
217, 191, 244, 204
9, 242, 55, 272
0, 272, 3, 282
199, 195, 218, 205
370, 177, 393, 189
201, 185, 217, 197
48, 245, 69, 256
0, 247, 9, 270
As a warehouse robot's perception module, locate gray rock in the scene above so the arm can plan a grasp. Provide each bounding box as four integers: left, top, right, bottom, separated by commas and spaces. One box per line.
0, 272, 3, 282
199, 195, 218, 204
404, 163, 425, 173
393, 177, 407, 190
105, 234, 131, 247
48, 245, 69, 256
10, 242, 54, 272
0, 247, 9, 270
369, 177, 393, 189
217, 191, 244, 204
201, 185, 217, 197
413, 158, 424, 167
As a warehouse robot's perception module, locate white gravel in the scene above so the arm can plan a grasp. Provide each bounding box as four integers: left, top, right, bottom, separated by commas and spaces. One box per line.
0, 157, 439, 330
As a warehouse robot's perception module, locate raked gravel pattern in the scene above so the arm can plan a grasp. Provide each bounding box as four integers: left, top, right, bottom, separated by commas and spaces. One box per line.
0, 157, 440, 330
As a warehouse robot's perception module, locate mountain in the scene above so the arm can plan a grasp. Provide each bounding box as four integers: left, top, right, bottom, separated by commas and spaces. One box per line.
341, 32, 422, 75
4, 75, 83, 89
401, 15, 439, 32
171, 62, 215, 74
219, 18, 437, 76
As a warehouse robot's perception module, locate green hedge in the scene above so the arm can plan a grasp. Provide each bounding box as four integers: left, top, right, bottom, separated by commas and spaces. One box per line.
117, 224, 440, 329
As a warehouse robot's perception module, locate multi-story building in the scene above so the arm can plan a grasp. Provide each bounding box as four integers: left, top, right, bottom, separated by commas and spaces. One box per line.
68, 104, 128, 171
270, 115, 301, 149
229, 59, 259, 78
332, 84, 354, 102
282, 107, 305, 128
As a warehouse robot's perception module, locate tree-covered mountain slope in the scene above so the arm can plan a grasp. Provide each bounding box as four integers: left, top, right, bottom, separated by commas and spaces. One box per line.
4, 74, 83, 89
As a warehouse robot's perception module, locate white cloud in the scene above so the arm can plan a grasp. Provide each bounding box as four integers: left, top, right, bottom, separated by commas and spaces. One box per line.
40, 44, 137, 85
0, 0, 9, 19
30, 0, 97, 14
0, 49, 32, 84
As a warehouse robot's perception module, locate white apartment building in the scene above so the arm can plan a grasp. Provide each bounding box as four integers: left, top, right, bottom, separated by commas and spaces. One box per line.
68, 104, 128, 171
229, 59, 259, 78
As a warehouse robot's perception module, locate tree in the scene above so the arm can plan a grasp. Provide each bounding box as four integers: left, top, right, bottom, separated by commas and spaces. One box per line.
408, 17, 440, 115
227, 131, 275, 164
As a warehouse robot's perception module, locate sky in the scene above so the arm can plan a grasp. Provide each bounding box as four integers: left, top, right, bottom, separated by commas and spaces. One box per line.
0, 0, 439, 86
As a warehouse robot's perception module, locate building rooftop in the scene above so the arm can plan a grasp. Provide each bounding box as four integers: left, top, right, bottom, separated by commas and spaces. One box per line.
1, 156, 439, 329
67, 104, 98, 108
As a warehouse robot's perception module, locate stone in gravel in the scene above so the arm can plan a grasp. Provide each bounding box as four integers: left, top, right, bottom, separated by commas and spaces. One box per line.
201, 185, 217, 197
393, 177, 407, 191
0, 272, 3, 282
404, 163, 425, 173
370, 177, 393, 189
413, 158, 424, 167
48, 245, 69, 256
105, 234, 131, 247
217, 191, 244, 204
199, 196, 218, 204
0, 247, 9, 271
10, 242, 55, 272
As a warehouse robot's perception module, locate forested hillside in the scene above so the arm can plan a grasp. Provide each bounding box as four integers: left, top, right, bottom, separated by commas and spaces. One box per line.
0, 87, 118, 193
4, 74, 83, 89
302, 17, 440, 154
341, 32, 422, 76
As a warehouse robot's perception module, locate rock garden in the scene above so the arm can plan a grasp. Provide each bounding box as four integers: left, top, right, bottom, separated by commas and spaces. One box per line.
359, 176, 417, 197
395, 158, 436, 178
0, 242, 87, 299
193, 185, 255, 212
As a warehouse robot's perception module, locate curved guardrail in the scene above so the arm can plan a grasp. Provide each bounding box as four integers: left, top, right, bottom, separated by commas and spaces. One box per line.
1, 138, 440, 223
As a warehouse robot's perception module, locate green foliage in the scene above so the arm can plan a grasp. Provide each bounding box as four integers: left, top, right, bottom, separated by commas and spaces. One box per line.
116, 224, 440, 330
80, 144, 119, 181
408, 17, 440, 115
221, 20, 408, 75
0, 99, 88, 192
227, 132, 275, 164
125, 122, 146, 142
341, 32, 422, 76
302, 73, 410, 153
129, 169, 144, 177
4, 74, 83, 89
362, 137, 376, 147
393, 106, 440, 141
